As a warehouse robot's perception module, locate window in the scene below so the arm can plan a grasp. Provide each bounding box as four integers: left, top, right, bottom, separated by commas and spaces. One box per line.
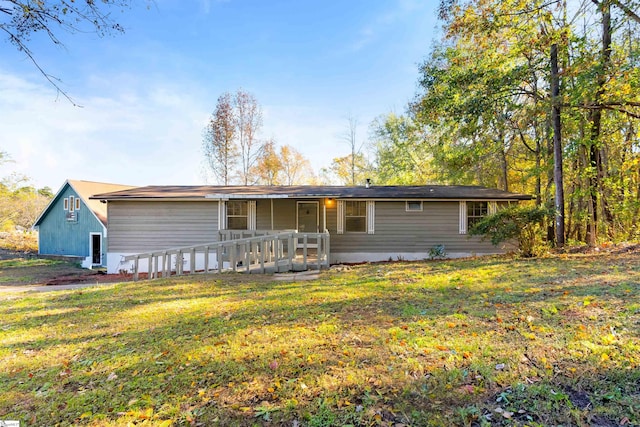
467, 201, 488, 229
227, 201, 248, 230
69, 196, 75, 212
75, 197, 80, 211
406, 201, 423, 212
63, 198, 69, 211
345, 201, 366, 232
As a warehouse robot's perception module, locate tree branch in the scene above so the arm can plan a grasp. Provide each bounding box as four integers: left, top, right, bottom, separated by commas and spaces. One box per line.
610, 0, 640, 24
0, 26, 80, 106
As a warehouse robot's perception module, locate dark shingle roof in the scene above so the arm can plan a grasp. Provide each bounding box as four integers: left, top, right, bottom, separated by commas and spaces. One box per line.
92, 185, 532, 201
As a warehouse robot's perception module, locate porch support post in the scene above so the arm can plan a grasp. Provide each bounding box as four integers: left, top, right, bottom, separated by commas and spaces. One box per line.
270, 199, 274, 230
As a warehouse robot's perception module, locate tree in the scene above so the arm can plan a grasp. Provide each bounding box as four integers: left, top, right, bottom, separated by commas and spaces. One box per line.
1, 1, 143, 102
411, 0, 640, 246
340, 115, 364, 185
550, 42, 565, 247
252, 139, 282, 185
0, 173, 51, 230
369, 113, 434, 184
252, 142, 315, 185
279, 145, 314, 185
235, 90, 265, 185
203, 92, 239, 185
321, 153, 372, 186
202, 89, 266, 185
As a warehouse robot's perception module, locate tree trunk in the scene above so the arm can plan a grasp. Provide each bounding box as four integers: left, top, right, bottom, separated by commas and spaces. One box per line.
586, 0, 613, 246
551, 43, 565, 247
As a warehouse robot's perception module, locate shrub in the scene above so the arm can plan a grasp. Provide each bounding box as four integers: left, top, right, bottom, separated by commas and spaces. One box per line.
469, 206, 552, 257
429, 244, 446, 260
0, 231, 38, 253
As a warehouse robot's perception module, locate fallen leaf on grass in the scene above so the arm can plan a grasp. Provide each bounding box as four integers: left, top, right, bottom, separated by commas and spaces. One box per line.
458, 385, 475, 394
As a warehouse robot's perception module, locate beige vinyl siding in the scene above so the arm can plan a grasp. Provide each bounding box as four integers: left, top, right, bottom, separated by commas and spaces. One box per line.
108, 201, 218, 252
329, 201, 506, 254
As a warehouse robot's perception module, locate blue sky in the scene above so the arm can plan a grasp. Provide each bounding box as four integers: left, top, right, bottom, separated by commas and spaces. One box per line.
0, 0, 438, 190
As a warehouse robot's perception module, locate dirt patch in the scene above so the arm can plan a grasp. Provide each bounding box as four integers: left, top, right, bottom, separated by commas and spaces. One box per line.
0, 249, 132, 287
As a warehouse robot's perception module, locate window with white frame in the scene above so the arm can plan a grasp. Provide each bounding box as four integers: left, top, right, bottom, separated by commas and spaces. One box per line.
459, 201, 498, 234
345, 201, 366, 232
406, 201, 423, 212
63, 198, 69, 211
69, 196, 75, 212
75, 197, 80, 211
337, 200, 374, 234
227, 201, 248, 230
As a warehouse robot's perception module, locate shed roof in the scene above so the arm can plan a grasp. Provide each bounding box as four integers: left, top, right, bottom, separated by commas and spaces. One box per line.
34, 180, 136, 227
91, 185, 532, 201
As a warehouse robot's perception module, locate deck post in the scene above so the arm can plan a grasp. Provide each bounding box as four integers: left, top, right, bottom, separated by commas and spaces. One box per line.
260, 238, 266, 272
152, 254, 158, 279
133, 256, 139, 281
204, 246, 209, 273
302, 234, 308, 270
231, 243, 237, 272
245, 242, 250, 273
161, 253, 166, 277
287, 234, 294, 270
190, 248, 196, 274
273, 237, 280, 272
177, 251, 183, 276
217, 246, 223, 273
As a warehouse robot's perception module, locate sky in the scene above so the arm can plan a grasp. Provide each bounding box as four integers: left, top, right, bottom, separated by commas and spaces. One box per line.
0, 0, 439, 190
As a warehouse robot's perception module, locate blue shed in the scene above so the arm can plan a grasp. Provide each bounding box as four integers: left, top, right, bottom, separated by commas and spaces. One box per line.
33, 180, 134, 266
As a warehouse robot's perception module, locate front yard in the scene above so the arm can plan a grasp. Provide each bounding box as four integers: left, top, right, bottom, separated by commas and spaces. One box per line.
1, 249, 639, 426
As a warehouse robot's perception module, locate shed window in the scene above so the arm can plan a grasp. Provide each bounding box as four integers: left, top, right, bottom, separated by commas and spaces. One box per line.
345, 201, 366, 232
406, 201, 423, 212
75, 198, 80, 211
227, 201, 248, 230
63, 198, 69, 211
69, 196, 75, 212
467, 201, 488, 229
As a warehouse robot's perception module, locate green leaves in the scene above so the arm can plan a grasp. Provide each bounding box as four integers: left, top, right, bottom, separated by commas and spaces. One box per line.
468, 205, 552, 256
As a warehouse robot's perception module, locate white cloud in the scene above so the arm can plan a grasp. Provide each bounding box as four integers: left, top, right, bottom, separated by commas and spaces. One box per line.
0, 69, 210, 189
0, 69, 349, 191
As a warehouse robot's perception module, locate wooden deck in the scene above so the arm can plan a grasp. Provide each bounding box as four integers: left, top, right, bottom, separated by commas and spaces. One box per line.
123, 230, 330, 280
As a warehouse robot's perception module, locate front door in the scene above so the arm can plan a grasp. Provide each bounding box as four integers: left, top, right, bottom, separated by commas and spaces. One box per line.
91, 234, 102, 265
297, 202, 319, 232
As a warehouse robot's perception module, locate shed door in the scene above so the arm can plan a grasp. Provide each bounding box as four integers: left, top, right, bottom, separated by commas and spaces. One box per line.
91, 234, 102, 265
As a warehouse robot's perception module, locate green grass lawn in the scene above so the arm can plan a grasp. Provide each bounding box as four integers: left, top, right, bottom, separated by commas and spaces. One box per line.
1, 251, 639, 426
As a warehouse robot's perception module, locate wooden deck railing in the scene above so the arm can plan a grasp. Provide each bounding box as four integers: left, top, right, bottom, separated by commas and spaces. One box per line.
122, 230, 330, 281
